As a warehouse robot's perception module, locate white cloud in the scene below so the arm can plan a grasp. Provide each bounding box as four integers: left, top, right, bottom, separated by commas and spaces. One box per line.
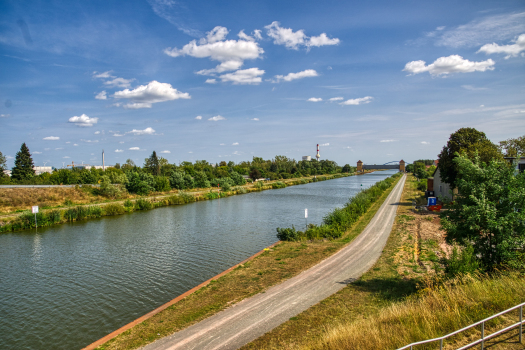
220, 143, 225, 146
462, 85, 488, 91
403, 55, 495, 75
308, 33, 340, 47
341, 96, 373, 105
436, 12, 525, 48
421, 141, 430, 144
205, 79, 217, 84
119, 141, 124, 144
232, 142, 239, 145
380, 140, 397, 142
128, 127, 155, 135
104, 77, 135, 88
160, 150, 171, 154
92, 71, 114, 79
195, 116, 203, 120
43, 136, 60, 140
188, 151, 193, 153
220, 68, 264, 84
329, 97, 344, 101
63, 156, 70, 159
265, 21, 340, 49
0, 114, 10, 117
320, 143, 330, 146
164, 26, 264, 75
208, 115, 226, 121
55, 148, 63, 150
129, 147, 141, 151
477, 34, 525, 58
238, 30, 255, 42
94, 131, 100, 135
33, 151, 42, 154
95, 91, 107, 100
81, 139, 99, 143
115, 149, 124, 153
113, 133, 124, 137
436, 26, 446, 31
308, 97, 323, 102
273, 69, 318, 83
253, 29, 262, 40
252, 118, 259, 121
5, 155, 14, 159
114, 81, 190, 108
68, 114, 98, 127
73, 144, 78, 146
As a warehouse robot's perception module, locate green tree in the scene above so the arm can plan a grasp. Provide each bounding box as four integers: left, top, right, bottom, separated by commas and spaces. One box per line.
122, 159, 136, 171
0, 151, 7, 177
413, 162, 427, 180
144, 151, 160, 176
125, 172, 154, 195
11, 143, 35, 180
440, 154, 525, 270
193, 171, 210, 188
249, 167, 262, 181
499, 135, 525, 157
169, 170, 185, 189
438, 128, 502, 187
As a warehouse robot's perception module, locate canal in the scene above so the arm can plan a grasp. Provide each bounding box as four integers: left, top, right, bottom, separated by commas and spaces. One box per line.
0, 170, 396, 349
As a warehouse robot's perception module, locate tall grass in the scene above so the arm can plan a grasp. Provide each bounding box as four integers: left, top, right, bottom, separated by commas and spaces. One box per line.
302, 272, 525, 350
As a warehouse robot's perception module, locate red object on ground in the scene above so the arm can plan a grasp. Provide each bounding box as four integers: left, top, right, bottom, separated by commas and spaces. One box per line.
428, 205, 442, 212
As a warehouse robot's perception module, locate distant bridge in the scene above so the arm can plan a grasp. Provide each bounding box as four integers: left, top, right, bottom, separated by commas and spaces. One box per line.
357, 160, 405, 172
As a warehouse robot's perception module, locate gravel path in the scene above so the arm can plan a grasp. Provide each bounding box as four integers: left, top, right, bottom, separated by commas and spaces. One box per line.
141, 174, 406, 350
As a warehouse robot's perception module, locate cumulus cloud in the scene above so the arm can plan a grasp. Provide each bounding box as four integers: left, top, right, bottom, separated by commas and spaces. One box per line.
272, 69, 318, 83
195, 116, 203, 120
308, 97, 323, 102
219, 68, 264, 84
69, 114, 98, 127
208, 115, 225, 121
252, 118, 259, 121
129, 147, 141, 151
478, 34, 525, 58
329, 97, 344, 101
43, 136, 60, 140
114, 81, 190, 109
95, 91, 107, 100
160, 150, 171, 154
33, 151, 42, 154
164, 26, 264, 75
253, 29, 262, 40
403, 55, 495, 75
320, 143, 330, 146
265, 21, 339, 50
232, 142, 239, 145
238, 30, 255, 42
421, 141, 430, 144
340, 96, 373, 105
113, 133, 124, 137
81, 139, 98, 143
128, 127, 155, 135
0, 114, 10, 117
205, 79, 217, 84
104, 77, 135, 88
63, 156, 70, 159
115, 149, 124, 153
380, 140, 397, 142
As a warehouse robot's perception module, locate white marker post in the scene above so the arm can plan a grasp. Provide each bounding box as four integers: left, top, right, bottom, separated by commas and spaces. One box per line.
305, 208, 308, 232
32, 206, 39, 229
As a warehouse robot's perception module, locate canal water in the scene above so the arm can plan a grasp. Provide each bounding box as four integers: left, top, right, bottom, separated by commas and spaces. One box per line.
0, 170, 396, 350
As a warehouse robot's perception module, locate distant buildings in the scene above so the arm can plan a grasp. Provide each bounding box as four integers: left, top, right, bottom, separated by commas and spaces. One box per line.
34, 166, 53, 175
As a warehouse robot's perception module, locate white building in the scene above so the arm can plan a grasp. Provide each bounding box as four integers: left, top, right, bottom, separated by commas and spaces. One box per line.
302, 156, 312, 161
33, 166, 53, 175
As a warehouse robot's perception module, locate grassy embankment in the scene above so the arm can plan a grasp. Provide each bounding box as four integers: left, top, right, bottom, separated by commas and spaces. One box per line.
92, 173, 403, 350
0, 172, 357, 233
242, 174, 525, 350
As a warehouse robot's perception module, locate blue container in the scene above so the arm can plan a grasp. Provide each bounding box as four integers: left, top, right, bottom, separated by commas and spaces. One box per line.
428, 197, 437, 206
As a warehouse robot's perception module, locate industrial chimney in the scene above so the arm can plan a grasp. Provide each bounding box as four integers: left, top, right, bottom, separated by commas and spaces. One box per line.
316, 144, 320, 161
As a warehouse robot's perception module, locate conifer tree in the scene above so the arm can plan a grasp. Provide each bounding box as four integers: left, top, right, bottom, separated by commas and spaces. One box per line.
144, 151, 160, 176
11, 143, 35, 180
0, 151, 7, 177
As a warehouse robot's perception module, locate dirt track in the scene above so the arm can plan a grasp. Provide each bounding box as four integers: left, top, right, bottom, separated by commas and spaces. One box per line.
141, 174, 406, 350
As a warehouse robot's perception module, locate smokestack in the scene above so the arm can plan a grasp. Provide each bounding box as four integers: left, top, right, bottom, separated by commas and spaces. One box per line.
102, 150, 105, 171
316, 144, 320, 161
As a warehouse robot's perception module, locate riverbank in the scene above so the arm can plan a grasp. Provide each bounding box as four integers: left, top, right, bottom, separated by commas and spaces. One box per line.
0, 172, 366, 234
88, 172, 403, 350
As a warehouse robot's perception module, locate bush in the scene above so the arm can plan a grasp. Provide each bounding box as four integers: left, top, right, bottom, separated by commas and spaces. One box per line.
178, 191, 195, 203
65, 207, 78, 221
254, 181, 264, 190
126, 172, 154, 195
417, 179, 427, 192
194, 171, 211, 188
47, 210, 62, 224
154, 176, 171, 192
230, 171, 247, 186
276, 226, 300, 241
233, 186, 248, 194
123, 199, 133, 208
98, 175, 126, 198
445, 245, 480, 277
76, 206, 88, 220
103, 203, 125, 216
272, 181, 286, 189
169, 171, 185, 189
87, 206, 103, 218
134, 198, 153, 210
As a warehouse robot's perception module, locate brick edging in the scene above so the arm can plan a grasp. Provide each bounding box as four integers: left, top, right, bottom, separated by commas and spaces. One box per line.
81, 241, 282, 350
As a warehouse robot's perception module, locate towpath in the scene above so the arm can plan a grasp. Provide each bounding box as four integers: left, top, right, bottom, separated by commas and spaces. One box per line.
141, 174, 406, 350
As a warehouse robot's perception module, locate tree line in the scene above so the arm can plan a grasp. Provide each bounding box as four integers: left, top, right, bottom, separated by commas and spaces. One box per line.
0, 145, 354, 196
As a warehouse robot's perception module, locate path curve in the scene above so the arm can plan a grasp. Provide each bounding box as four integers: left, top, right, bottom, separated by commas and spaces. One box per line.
142, 174, 406, 350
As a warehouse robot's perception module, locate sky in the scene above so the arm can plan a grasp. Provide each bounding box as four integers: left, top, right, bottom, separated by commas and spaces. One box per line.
0, 0, 524, 169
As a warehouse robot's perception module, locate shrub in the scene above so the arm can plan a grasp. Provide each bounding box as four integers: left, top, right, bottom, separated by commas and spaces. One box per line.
154, 176, 171, 192
65, 207, 78, 221
134, 198, 153, 210
233, 186, 248, 194
126, 172, 154, 195
445, 245, 480, 277
272, 181, 286, 189
98, 175, 126, 198
87, 206, 103, 218
169, 171, 185, 190
103, 203, 125, 216
230, 171, 247, 186
76, 206, 88, 220
417, 179, 427, 191
123, 199, 133, 208
194, 171, 211, 188
47, 210, 62, 223
254, 181, 264, 190
276, 226, 301, 241
178, 191, 195, 203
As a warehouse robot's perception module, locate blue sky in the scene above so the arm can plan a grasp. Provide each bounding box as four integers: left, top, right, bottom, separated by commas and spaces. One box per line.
1, 0, 524, 169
